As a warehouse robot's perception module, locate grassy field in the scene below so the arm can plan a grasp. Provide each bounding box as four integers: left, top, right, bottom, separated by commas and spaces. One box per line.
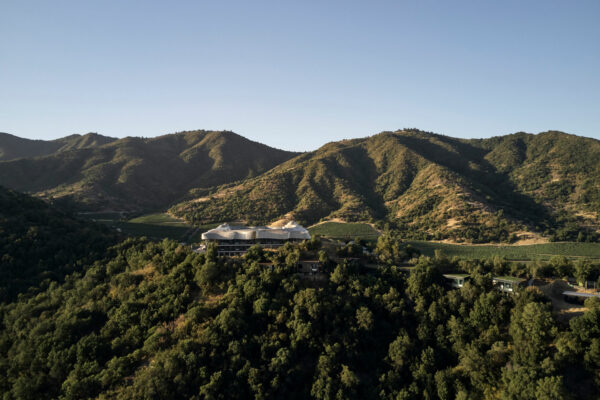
115, 213, 192, 241
408, 241, 600, 261
309, 222, 380, 239
114, 221, 192, 241
84, 212, 216, 242
79, 211, 129, 221
128, 213, 184, 225
87, 214, 600, 259
116, 220, 218, 242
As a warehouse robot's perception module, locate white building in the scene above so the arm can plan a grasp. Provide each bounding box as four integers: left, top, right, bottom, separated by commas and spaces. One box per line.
201, 221, 311, 256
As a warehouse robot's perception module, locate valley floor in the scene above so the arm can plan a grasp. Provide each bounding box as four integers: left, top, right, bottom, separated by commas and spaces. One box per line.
83, 214, 600, 261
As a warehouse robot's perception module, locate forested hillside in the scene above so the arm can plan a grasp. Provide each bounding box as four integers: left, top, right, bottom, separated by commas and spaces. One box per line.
1, 237, 599, 399
0, 186, 117, 302
0, 132, 116, 161
1, 188, 599, 399
3, 128, 599, 243
0, 131, 297, 211
173, 130, 600, 243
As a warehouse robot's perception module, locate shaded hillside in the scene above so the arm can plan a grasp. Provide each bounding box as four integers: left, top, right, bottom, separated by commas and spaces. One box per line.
172, 130, 600, 243
0, 186, 117, 302
0, 132, 116, 161
0, 130, 298, 211
476, 131, 600, 219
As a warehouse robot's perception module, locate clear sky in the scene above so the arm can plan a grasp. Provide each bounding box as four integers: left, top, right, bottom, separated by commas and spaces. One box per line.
1, 1, 599, 151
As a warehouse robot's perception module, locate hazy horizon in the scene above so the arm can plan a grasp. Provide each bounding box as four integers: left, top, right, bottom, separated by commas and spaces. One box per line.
2, 0, 599, 151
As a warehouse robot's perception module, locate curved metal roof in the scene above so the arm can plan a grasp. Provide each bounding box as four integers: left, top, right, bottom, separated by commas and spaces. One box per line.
201, 221, 310, 241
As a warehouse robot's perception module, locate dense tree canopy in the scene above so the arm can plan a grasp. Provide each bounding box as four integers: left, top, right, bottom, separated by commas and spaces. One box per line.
0, 186, 117, 302
2, 186, 600, 399
1, 235, 600, 399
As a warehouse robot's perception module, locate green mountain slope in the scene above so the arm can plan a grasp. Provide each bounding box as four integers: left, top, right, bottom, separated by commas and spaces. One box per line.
0, 130, 298, 211
0, 132, 116, 161
172, 130, 600, 243
0, 186, 117, 302
478, 131, 600, 215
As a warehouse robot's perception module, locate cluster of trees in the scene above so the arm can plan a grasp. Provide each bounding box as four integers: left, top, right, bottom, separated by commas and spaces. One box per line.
393, 206, 524, 244
547, 213, 599, 243
525, 256, 600, 286
447, 210, 519, 244
2, 233, 600, 399
428, 251, 600, 289
375, 233, 419, 265
0, 186, 117, 302
336, 238, 365, 258
2, 184, 600, 399
174, 174, 299, 226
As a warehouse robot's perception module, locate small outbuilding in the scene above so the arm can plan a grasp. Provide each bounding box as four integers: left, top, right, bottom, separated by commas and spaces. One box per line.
493, 276, 526, 293
562, 291, 600, 305
443, 274, 470, 288
297, 260, 321, 274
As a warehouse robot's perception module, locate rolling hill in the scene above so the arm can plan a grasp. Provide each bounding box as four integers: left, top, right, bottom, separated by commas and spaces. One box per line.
0, 132, 116, 161
0, 130, 298, 211
171, 129, 600, 243
0, 185, 117, 302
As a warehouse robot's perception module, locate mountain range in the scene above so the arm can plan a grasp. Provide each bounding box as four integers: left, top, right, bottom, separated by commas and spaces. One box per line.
171, 129, 600, 243
1, 128, 599, 243
0, 130, 297, 211
0, 132, 117, 161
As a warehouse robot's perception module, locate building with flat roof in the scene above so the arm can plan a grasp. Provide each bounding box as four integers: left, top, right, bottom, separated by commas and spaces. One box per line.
493, 276, 526, 293
201, 221, 311, 256
562, 291, 600, 304
443, 274, 470, 288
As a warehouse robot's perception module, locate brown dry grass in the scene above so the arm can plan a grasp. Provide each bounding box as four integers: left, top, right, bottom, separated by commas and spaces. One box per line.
131, 263, 156, 276
538, 280, 587, 321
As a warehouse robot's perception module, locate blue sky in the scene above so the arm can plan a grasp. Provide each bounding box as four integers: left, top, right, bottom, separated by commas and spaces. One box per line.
1, 1, 599, 151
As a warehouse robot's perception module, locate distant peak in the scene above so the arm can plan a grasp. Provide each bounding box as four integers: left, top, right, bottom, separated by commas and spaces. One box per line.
0, 132, 26, 139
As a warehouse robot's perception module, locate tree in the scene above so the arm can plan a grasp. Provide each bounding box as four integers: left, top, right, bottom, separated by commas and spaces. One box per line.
388, 330, 412, 369
355, 307, 374, 331
509, 302, 557, 366
244, 245, 265, 262
376, 232, 406, 265
549, 256, 572, 279
574, 259, 592, 287
195, 260, 220, 290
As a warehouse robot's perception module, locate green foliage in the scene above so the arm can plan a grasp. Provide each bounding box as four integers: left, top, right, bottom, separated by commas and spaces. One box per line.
336, 241, 363, 258
127, 213, 184, 224
4, 129, 600, 244
114, 222, 191, 241
375, 232, 420, 265
172, 129, 600, 243
309, 222, 380, 239
0, 130, 297, 211
408, 240, 600, 261
0, 186, 117, 302
4, 131, 600, 399
1, 236, 600, 399
96, 213, 218, 242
